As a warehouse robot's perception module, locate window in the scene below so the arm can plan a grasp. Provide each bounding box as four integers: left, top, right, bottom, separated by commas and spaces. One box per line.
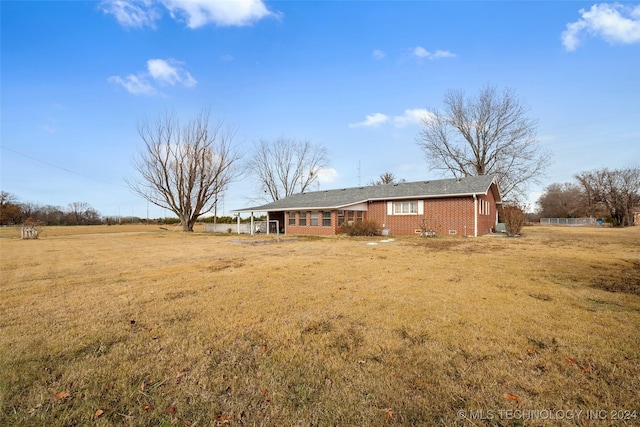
337, 210, 345, 226
347, 211, 354, 225
288, 212, 296, 226
299, 211, 307, 226
393, 201, 417, 214
478, 200, 490, 216
310, 211, 319, 226
357, 211, 363, 222
322, 211, 331, 226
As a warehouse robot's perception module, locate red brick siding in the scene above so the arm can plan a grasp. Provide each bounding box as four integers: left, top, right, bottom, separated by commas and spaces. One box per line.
476, 189, 498, 235
285, 210, 339, 236
367, 198, 474, 236
281, 192, 497, 237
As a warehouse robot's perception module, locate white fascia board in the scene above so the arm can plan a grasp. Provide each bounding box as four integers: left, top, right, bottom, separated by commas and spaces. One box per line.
367, 192, 483, 202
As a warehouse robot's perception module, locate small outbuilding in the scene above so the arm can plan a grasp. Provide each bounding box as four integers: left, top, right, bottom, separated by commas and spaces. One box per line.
233, 174, 501, 237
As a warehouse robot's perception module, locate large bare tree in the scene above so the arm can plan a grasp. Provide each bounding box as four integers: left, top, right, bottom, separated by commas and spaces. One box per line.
576, 166, 640, 226
128, 109, 241, 231
536, 182, 587, 218
246, 137, 329, 202
417, 84, 552, 199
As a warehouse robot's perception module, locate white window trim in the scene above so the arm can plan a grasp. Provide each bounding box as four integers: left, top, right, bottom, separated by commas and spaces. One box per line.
392, 201, 418, 215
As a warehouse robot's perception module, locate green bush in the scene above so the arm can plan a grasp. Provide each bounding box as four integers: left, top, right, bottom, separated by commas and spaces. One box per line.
339, 220, 381, 236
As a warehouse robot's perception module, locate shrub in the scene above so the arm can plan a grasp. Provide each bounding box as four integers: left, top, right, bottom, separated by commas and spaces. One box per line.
502, 203, 525, 236
339, 220, 381, 236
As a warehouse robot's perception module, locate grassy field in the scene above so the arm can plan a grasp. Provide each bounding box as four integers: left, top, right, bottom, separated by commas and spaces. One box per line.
1, 225, 638, 426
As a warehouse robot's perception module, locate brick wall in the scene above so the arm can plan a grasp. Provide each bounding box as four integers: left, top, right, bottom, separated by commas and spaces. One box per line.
284, 211, 338, 236
281, 191, 498, 237
369, 194, 497, 237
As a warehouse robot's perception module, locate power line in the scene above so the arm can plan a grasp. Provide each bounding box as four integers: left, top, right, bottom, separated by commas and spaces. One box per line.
0, 144, 129, 189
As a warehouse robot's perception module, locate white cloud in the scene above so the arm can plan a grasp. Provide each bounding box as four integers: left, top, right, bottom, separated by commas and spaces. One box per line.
147, 58, 197, 87
102, 0, 276, 29
562, 3, 640, 51
393, 109, 433, 127
100, 0, 160, 29
372, 49, 385, 60
108, 74, 157, 95
349, 113, 390, 128
163, 0, 276, 28
108, 58, 196, 95
412, 46, 456, 60
413, 46, 429, 58
315, 167, 339, 184
431, 49, 456, 59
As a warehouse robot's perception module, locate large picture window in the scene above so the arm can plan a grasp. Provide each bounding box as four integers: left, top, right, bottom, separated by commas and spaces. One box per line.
393, 201, 417, 214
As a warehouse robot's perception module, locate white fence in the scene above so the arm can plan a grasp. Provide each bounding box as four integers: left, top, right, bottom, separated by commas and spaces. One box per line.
540, 218, 597, 226
204, 221, 268, 234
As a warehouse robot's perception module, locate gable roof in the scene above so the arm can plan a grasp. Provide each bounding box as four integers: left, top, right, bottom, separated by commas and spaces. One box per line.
235, 174, 500, 213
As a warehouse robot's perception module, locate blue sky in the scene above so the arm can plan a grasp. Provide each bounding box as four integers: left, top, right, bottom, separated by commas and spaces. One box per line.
2, 0, 639, 218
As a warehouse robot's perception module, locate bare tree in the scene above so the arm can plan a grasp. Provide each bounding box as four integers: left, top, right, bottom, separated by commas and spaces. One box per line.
417, 84, 552, 199
67, 202, 98, 225
368, 172, 406, 186
127, 109, 241, 231
576, 167, 640, 226
246, 137, 329, 202
536, 182, 587, 218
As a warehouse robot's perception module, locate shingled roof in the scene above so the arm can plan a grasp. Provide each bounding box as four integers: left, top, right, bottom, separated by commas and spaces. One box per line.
235, 175, 500, 213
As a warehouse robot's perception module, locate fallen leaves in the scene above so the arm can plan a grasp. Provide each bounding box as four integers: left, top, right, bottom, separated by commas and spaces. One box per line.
95, 409, 104, 418
54, 391, 70, 401
214, 411, 233, 424
503, 393, 521, 404
384, 408, 393, 424
566, 356, 595, 374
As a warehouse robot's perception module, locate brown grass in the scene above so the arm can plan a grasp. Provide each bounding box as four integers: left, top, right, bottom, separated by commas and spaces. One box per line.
1, 226, 639, 426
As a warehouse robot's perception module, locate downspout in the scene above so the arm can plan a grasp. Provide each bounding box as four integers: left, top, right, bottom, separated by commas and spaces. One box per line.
473, 194, 478, 237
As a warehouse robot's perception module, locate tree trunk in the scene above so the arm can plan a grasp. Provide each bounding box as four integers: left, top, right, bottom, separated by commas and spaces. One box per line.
180, 215, 194, 232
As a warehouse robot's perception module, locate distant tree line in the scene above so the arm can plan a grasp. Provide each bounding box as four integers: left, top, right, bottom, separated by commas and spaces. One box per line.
0, 191, 261, 227
0, 193, 101, 226
535, 166, 640, 226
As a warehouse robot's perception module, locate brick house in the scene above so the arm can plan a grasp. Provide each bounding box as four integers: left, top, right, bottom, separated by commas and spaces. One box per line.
234, 174, 501, 237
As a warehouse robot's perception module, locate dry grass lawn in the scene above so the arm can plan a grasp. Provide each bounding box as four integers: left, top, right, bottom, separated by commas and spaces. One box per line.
1, 225, 639, 426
